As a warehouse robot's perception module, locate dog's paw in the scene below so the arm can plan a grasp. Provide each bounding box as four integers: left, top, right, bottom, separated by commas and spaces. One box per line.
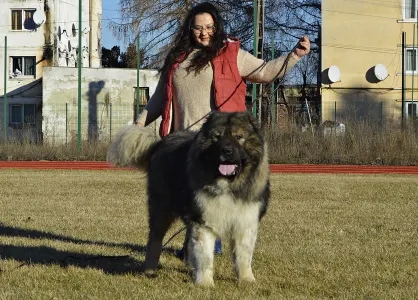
238, 273, 256, 283
195, 270, 215, 287
195, 277, 215, 287
143, 269, 158, 278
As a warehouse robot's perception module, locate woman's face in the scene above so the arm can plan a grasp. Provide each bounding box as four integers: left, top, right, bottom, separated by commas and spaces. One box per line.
191, 13, 215, 47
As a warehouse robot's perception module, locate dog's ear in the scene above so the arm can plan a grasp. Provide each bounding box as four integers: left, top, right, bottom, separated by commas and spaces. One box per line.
245, 112, 261, 132
201, 112, 215, 135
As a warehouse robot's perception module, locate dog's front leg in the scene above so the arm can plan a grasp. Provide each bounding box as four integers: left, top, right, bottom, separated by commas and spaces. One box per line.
188, 224, 216, 286
232, 218, 259, 283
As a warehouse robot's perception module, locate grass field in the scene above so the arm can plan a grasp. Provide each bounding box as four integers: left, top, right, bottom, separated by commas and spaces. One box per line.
0, 170, 417, 299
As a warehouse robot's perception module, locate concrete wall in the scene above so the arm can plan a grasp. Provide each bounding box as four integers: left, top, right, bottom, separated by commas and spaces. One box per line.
42, 67, 160, 143
321, 0, 415, 123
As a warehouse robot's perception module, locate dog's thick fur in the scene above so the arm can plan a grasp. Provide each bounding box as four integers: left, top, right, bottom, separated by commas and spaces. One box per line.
107, 111, 270, 286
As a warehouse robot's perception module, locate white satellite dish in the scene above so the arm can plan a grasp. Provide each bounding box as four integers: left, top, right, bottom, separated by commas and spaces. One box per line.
328, 65, 341, 83
33, 10, 46, 26
58, 40, 67, 52
69, 38, 78, 49
374, 64, 388, 81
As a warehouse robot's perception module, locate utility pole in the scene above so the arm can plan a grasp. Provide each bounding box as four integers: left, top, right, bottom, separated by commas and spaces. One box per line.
136, 35, 140, 122
3, 36, 7, 142
402, 31, 405, 126
254, 1, 264, 61
316, 22, 322, 122
271, 33, 275, 125
252, 0, 265, 122
77, 0, 82, 151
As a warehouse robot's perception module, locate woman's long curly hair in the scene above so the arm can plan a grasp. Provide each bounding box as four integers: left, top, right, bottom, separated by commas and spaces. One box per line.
160, 2, 228, 76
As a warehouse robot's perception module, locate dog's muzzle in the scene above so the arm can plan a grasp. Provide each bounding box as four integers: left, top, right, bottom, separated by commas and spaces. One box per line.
218, 143, 244, 177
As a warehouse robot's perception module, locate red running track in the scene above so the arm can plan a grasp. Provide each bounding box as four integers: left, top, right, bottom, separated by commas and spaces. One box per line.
0, 161, 417, 174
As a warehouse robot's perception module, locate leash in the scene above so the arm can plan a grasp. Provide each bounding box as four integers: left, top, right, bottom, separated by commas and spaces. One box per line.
162, 226, 187, 248
163, 51, 295, 245
142, 46, 301, 248
184, 49, 294, 131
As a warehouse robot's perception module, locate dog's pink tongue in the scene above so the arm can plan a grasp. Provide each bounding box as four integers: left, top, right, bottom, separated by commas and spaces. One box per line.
219, 164, 236, 176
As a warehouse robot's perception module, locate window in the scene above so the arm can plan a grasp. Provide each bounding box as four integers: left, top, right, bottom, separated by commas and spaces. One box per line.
10, 56, 36, 78
406, 102, 418, 119
11, 9, 36, 30
406, 48, 417, 72
405, 0, 417, 19
10, 104, 36, 125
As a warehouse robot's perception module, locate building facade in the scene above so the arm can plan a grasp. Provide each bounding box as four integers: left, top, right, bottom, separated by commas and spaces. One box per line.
0, 0, 102, 141
322, 0, 418, 124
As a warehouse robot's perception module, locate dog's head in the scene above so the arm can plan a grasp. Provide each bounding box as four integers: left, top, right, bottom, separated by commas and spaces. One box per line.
195, 111, 265, 181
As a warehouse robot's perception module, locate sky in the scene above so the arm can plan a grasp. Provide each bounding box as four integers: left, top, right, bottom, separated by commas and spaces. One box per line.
102, 0, 127, 50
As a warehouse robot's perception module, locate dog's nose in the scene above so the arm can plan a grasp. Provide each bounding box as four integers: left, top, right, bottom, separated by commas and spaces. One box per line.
222, 145, 233, 156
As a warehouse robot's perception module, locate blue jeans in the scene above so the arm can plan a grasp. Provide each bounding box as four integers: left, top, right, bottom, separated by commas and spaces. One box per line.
177, 238, 222, 259
214, 239, 222, 254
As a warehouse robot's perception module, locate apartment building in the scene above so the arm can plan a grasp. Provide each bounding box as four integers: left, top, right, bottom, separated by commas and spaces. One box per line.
322, 0, 418, 123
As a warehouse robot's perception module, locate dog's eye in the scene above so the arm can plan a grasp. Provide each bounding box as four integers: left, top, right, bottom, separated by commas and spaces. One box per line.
211, 133, 221, 140
235, 135, 243, 140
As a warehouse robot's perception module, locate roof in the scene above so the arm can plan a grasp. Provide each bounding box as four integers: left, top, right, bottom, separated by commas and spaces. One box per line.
1, 78, 43, 99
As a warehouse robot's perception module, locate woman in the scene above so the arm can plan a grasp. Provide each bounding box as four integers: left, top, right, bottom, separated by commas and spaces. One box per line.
137, 2, 310, 255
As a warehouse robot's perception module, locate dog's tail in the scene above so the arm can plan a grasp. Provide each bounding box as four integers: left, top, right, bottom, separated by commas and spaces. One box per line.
107, 125, 159, 171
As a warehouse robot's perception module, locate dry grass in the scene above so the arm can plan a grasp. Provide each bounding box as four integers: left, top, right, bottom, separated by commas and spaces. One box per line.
1, 121, 418, 165
267, 121, 418, 165
0, 141, 108, 161
0, 170, 417, 299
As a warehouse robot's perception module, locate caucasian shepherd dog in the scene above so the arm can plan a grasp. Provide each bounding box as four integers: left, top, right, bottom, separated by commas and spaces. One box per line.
107, 111, 270, 286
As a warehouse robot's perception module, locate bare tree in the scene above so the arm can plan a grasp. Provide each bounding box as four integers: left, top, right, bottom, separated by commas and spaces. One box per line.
109, 0, 321, 90
109, 0, 198, 68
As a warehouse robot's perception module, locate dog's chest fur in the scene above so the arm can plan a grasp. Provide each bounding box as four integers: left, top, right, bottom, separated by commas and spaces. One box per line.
195, 179, 261, 237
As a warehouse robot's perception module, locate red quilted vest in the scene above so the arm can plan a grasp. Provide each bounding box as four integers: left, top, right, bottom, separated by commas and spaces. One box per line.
159, 39, 247, 137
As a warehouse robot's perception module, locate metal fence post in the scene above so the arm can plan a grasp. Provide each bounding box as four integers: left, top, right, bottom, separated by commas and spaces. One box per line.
136, 36, 140, 122
276, 89, 279, 131
334, 101, 337, 122
110, 103, 112, 142
65, 103, 68, 146
380, 102, 383, 125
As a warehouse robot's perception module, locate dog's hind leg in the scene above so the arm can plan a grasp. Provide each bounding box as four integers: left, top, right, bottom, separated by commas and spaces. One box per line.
231, 214, 259, 283
144, 208, 175, 271
189, 224, 216, 286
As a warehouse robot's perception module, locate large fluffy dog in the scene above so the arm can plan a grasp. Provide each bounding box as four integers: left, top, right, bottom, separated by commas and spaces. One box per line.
107, 111, 270, 286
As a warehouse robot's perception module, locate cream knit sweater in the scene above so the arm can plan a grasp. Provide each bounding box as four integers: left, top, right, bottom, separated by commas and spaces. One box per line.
138, 47, 300, 132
